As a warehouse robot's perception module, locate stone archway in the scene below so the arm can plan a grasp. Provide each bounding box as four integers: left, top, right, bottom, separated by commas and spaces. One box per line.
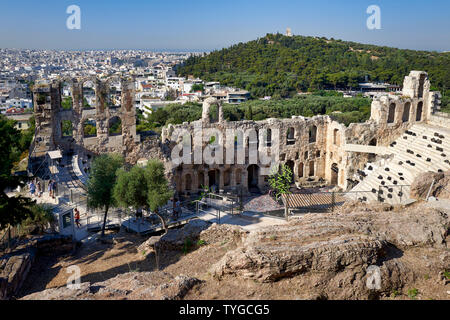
416, 102, 423, 121
402, 102, 411, 123
202, 97, 223, 124
388, 103, 396, 123
247, 164, 260, 191
331, 163, 339, 185
185, 174, 192, 191
208, 169, 220, 190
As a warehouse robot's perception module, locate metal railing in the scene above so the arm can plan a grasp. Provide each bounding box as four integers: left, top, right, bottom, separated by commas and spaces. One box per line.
286, 185, 412, 216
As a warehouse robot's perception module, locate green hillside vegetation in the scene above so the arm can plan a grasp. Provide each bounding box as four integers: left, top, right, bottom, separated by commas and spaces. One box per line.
136, 94, 372, 132
177, 33, 450, 100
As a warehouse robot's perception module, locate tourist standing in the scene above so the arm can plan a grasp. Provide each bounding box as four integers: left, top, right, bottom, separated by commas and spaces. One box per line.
36, 180, 42, 198
175, 198, 181, 220
48, 180, 53, 198
29, 181, 36, 197
52, 180, 58, 198
74, 208, 81, 228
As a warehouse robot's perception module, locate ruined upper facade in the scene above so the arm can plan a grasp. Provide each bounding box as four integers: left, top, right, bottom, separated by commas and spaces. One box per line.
29, 71, 442, 196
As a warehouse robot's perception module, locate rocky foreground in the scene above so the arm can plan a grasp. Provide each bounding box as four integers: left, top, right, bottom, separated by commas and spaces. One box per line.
21, 201, 449, 300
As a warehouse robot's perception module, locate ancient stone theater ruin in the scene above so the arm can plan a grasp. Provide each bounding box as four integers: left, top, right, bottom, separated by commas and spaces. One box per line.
29, 71, 446, 204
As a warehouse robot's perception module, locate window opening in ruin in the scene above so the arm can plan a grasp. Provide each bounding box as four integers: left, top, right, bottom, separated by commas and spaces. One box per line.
387, 103, 396, 123
308, 161, 315, 177
61, 82, 73, 110
402, 102, 411, 123
108, 116, 122, 136
418, 74, 426, 98
416, 102, 423, 121
61, 120, 73, 137
333, 128, 340, 146
309, 125, 317, 143
331, 163, 339, 185
83, 119, 97, 138
108, 84, 121, 108
247, 165, 260, 190
287, 127, 295, 145
298, 162, 304, 178
82, 80, 96, 109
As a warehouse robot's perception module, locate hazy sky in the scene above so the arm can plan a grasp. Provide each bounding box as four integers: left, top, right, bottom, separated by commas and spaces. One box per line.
0, 0, 449, 51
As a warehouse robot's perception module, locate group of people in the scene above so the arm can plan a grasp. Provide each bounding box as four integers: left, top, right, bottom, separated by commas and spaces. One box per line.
28, 179, 43, 198
28, 179, 58, 199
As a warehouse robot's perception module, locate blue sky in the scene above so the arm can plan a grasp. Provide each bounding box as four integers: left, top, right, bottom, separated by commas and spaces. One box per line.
0, 0, 449, 51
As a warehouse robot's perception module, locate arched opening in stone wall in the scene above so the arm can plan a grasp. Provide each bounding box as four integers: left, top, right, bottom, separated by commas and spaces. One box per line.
247, 165, 260, 191
208, 169, 220, 190
108, 116, 122, 136
108, 83, 122, 108
418, 74, 426, 98
175, 175, 182, 193
185, 174, 192, 191
265, 128, 272, 147
298, 162, 304, 178
402, 102, 411, 123
286, 127, 295, 145
368, 138, 377, 162
209, 104, 219, 123
82, 80, 96, 109
316, 150, 320, 158
61, 120, 73, 137
61, 82, 73, 110
223, 169, 231, 187
308, 161, 315, 177
387, 103, 396, 123
416, 102, 423, 121
198, 171, 205, 189
304, 151, 308, 160
235, 169, 242, 186
331, 163, 339, 185
285, 160, 295, 183
83, 119, 97, 138
309, 125, 317, 143
333, 128, 340, 146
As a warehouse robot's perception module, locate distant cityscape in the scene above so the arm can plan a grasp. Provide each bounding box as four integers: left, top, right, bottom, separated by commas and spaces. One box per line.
0, 49, 254, 123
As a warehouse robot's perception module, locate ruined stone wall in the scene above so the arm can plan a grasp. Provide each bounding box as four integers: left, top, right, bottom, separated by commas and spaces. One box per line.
31, 77, 142, 164
30, 71, 441, 195
163, 71, 441, 195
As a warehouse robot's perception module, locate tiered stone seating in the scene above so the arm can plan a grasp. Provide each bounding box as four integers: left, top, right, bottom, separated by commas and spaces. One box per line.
350, 123, 450, 204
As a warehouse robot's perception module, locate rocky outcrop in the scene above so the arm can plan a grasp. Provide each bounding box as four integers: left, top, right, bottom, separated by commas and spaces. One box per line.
199, 223, 248, 245
410, 171, 450, 200
157, 219, 211, 250
21, 272, 202, 300
0, 249, 35, 300
211, 203, 449, 298
0, 235, 72, 300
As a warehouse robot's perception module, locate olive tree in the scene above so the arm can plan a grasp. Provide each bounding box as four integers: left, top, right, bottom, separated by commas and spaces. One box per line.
86, 153, 124, 238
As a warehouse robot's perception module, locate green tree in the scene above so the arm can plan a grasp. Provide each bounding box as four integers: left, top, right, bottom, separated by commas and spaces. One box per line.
268, 164, 293, 201
0, 115, 34, 230
61, 97, 73, 110
21, 204, 55, 235
62, 120, 73, 137
87, 154, 124, 237
114, 160, 173, 232
114, 165, 148, 216
144, 160, 173, 232
190, 84, 204, 93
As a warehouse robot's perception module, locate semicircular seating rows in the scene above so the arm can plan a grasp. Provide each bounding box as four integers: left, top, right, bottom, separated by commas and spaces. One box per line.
349, 123, 450, 204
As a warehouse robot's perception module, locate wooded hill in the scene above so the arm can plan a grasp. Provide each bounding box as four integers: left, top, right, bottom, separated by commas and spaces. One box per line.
177, 33, 450, 98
